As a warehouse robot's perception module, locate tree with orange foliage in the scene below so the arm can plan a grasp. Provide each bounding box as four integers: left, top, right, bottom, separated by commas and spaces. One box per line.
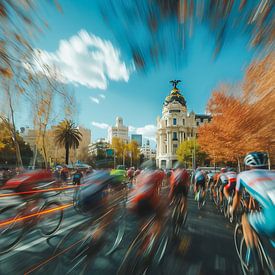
198, 53, 275, 167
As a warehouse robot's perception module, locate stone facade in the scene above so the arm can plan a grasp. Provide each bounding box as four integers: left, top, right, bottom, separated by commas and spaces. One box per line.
156, 84, 211, 169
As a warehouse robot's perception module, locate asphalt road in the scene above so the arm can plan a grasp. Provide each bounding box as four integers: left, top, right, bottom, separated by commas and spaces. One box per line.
0, 187, 273, 275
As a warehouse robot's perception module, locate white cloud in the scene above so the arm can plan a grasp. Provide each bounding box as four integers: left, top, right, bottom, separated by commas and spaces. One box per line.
91, 121, 110, 129
90, 97, 100, 104
130, 124, 157, 141
99, 94, 106, 99
31, 30, 134, 90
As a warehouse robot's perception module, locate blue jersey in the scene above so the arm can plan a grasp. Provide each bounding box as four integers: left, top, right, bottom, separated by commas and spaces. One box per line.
195, 171, 206, 183
236, 169, 275, 209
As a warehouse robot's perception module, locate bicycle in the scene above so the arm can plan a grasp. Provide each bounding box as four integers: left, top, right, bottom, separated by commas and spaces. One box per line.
117, 215, 169, 275
53, 185, 127, 274
234, 222, 275, 275
171, 195, 187, 238
0, 192, 64, 254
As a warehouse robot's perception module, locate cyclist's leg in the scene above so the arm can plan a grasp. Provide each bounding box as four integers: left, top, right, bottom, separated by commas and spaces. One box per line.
219, 184, 224, 206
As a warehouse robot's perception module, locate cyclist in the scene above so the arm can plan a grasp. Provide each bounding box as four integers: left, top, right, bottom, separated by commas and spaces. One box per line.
231, 152, 275, 251
127, 167, 135, 183
214, 167, 228, 208
3, 169, 54, 193
169, 162, 189, 214
223, 170, 237, 202
72, 169, 83, 185
194, 169, 207, 201
127, 160, 164, 217
75, 171, 122, 240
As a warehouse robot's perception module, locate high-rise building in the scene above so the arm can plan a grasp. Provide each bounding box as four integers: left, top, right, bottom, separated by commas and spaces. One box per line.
156, 81, 211, 169
108, 117, 129, 143
140, 140, 156, 160
131, 134, 142, 147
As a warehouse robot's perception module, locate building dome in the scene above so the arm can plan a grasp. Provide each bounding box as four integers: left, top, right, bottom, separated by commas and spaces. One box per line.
164, 87, 186, 107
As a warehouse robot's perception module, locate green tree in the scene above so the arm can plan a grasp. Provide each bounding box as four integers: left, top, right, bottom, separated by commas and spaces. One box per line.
127, 140, 140, 167
177, 138, 208, 168
111, 137, 125, 165
0, 122, 32, 167
54, 120, 82, 165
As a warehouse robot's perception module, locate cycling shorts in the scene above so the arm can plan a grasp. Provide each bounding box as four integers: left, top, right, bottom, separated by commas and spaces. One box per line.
248, 207, 275, 239
224, 180, 236, 191
172, 185, 188, 198
136, 198, 154, 217
195, 178, 205, 189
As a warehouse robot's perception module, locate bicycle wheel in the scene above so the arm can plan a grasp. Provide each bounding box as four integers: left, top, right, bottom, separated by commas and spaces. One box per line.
240, 237, 262, 275
0, 205, 25, 254
223, 199, 228, 218
117, 218, 156, 275
257, 237, 275, 275
172, 199, 187, 238
234, 223, 243, 258
39, 201, 63, 236
54, 220, 94, 273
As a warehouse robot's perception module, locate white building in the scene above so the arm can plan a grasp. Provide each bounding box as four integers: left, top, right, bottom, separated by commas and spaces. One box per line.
88, 138, 109, 156
156, 81, 211, 169
108, 117, 129, 143
141, 140, 156, 160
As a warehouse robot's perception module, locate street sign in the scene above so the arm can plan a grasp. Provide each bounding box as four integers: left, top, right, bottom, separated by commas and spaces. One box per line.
106, 149, 114, 157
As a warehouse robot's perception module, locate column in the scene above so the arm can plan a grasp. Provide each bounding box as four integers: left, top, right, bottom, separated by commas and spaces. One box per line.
168, 131, 171, 155
159, 134, 163, 155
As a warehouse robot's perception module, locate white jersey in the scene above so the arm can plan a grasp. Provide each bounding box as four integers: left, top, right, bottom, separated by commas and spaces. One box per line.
236, 169, 275, 209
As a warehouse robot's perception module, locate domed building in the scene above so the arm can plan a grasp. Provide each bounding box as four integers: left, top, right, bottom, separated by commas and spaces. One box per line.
156, 81, 211, 169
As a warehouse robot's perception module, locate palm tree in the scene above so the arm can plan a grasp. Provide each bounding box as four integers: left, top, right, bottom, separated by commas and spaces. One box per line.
54, 120, 82, 165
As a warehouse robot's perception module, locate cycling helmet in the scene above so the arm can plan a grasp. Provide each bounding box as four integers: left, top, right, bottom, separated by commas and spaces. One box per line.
173, 161, 185, 169
244, 152, 268, 168
221, 168, 227, 173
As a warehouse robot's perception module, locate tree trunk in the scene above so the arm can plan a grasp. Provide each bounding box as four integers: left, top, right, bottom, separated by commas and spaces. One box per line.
7, 88, 23, 168
41, 125, 48, 169
32, 145, 38, 169
237, 157, 241, 173
65, 142, 69, 165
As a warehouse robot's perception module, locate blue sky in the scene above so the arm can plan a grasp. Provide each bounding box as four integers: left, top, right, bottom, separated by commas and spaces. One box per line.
16, 0, 257, 146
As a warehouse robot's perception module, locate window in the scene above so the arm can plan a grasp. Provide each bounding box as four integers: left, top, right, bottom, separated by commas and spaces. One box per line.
200, 118, 204, 123
182, 119, 185, 126
169, 110, 180, 113
173, 144, 178, 154
197, 121, 200, 126
165, 120, 168, 126
173, 118, 177, 125
173, 132, 177, 140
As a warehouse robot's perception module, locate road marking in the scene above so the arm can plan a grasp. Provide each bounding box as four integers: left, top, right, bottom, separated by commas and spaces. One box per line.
215, 255, 226, 272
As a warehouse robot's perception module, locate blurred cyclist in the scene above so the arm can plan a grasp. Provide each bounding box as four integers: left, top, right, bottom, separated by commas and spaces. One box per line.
231, 152, 275, 251
223, 170, 237, 202
72, 169, 83, 186
75, 171, 122, 240
3, 169, 54, 194
127, 160, 164, 217
127, 167, 135, 183
194, 169, 207, 200
169, 162, 189, 214
214, 167, 228, 208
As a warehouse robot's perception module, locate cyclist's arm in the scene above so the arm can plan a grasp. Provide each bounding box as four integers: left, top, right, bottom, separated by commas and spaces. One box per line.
232, 175, 243, 212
